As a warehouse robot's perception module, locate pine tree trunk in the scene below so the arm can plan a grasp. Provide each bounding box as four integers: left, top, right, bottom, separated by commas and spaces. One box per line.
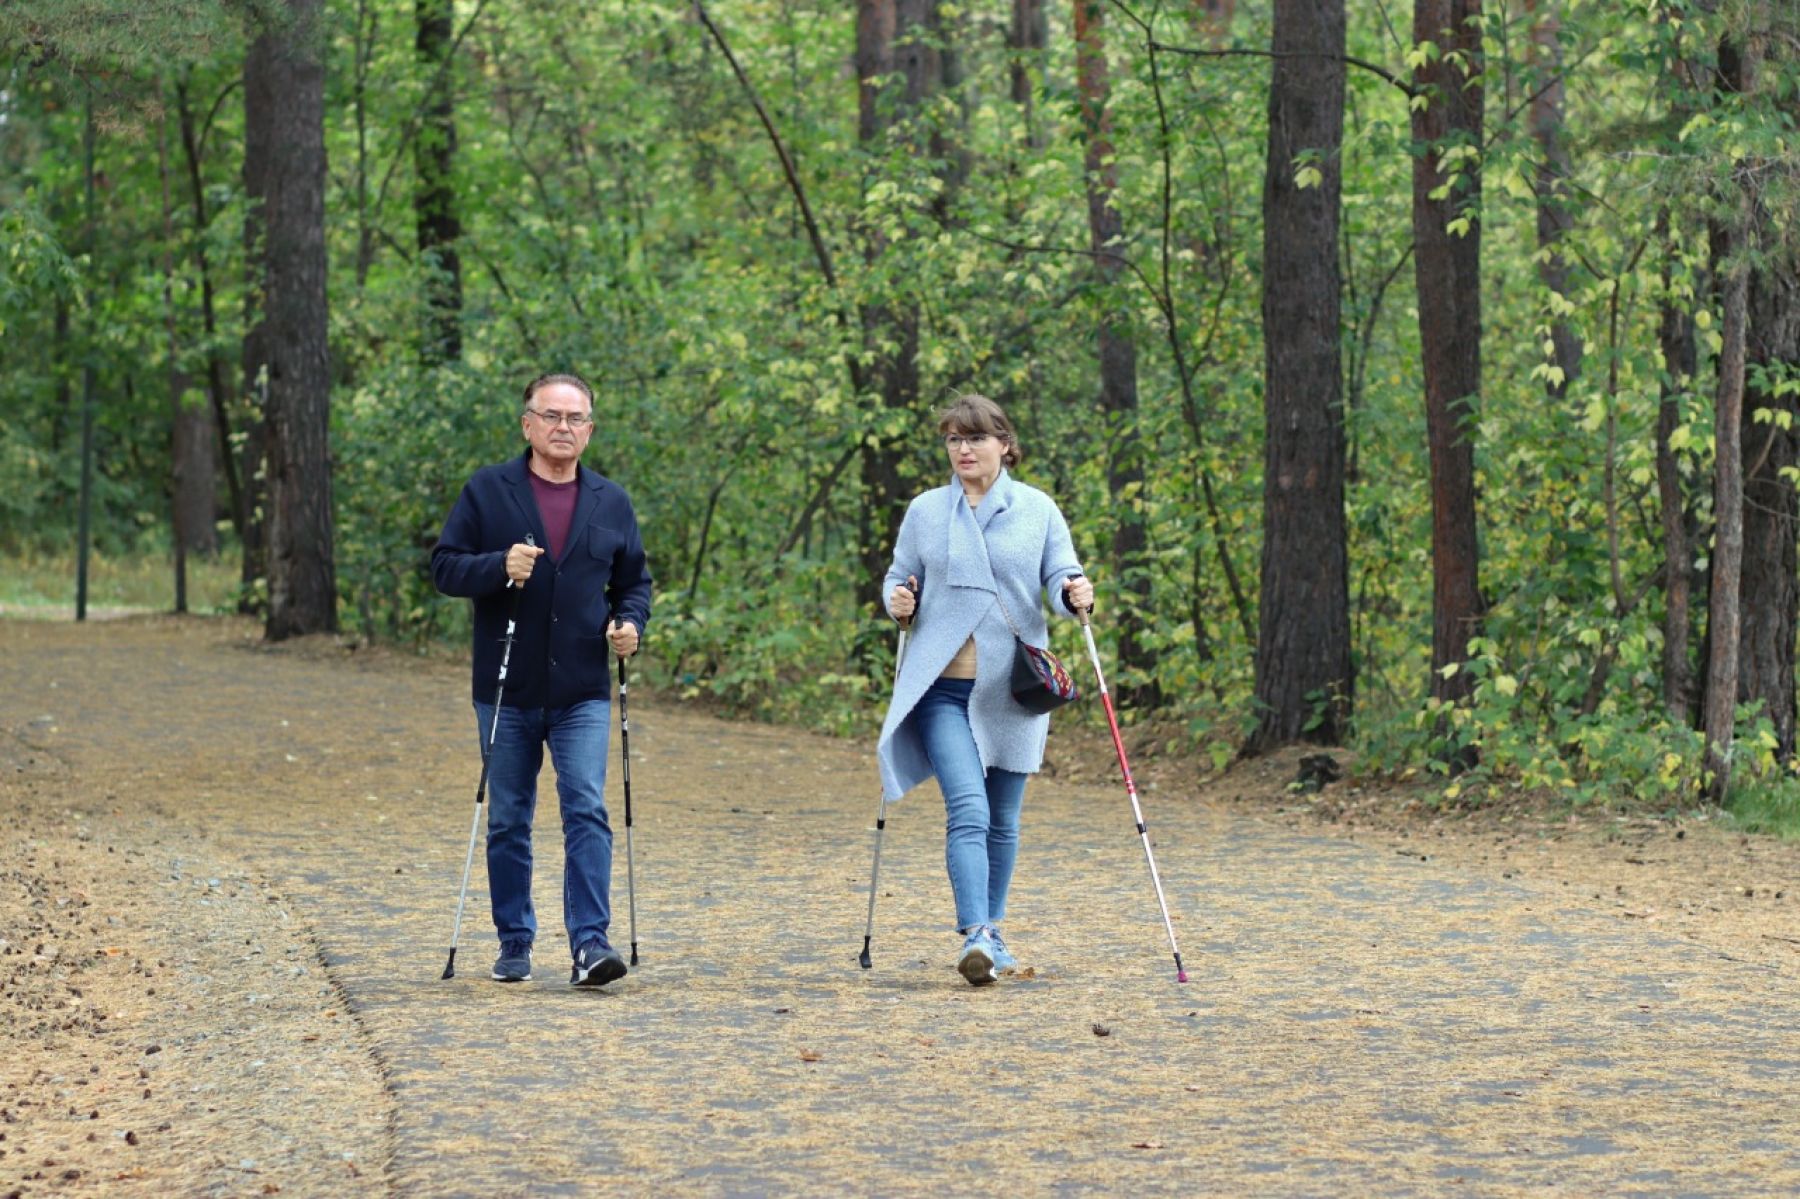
246, 0, 336, 640
1411, 0, 1484, 737
1009, 0, 1047, 147
1655, 219, 1697, 723
1703, 17, 1766, 800
1247, 0, 1350, 752
415, 0, 462, 364
856, 0, 937, 607
1735, 234, 1799, 760
1074, 0, 1156, 707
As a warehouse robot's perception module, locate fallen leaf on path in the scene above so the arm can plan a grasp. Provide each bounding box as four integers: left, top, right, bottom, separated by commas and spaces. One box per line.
1131, 1140, 1164, 1150
798, 1049, 822, 1063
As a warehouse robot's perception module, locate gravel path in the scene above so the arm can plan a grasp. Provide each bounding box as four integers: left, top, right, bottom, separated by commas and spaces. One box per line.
2, 617, 1796, 1196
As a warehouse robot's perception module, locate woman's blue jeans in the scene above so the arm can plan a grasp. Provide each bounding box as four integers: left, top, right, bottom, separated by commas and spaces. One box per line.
911, 677, 1028, 932
473, 700, 613, 954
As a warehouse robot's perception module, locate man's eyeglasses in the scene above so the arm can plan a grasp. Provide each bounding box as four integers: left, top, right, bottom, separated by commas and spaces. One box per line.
944, 434, 993, 451
527, 408, 593, 429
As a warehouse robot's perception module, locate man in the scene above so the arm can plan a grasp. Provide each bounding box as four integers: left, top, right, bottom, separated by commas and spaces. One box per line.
432, 372, 652, 986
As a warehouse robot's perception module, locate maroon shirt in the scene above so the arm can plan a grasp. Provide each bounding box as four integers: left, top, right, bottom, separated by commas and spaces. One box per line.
528, 472, 579, 562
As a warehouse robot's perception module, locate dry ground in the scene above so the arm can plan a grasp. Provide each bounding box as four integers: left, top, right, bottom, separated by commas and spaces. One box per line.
1, 616, 1795, 1197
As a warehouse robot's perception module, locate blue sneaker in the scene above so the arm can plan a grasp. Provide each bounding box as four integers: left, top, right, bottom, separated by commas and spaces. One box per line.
957, 926, 997, 986
989, 927, 1018, 973
491, 939, 532, 983
571, 941, 627, 988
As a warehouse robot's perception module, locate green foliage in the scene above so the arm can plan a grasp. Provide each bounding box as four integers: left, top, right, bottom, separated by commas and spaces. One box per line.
1, 0, 1798, 834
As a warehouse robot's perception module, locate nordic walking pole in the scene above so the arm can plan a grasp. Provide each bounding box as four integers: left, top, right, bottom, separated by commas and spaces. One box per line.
614, 618, 640, 967
442, 535, 535, 981
1071, 578, 1189, 984
859, 576, 917, 970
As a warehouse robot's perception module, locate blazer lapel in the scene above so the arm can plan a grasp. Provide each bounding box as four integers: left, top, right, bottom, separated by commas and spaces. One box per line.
563, 467, 603, 563
501, 452, 550, 550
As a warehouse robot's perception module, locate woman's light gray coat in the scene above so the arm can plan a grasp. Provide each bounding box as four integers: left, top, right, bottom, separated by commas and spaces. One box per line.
876, 471, 1085, 801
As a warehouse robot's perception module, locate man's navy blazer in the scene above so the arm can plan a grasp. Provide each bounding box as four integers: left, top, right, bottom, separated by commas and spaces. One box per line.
432, 452, 653, 709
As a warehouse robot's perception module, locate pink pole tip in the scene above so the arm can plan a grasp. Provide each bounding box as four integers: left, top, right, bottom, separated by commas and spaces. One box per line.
1176, 971, 1189, 983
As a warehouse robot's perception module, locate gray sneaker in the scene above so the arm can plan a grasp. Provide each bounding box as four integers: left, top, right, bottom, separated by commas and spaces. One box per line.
990, 927, 1018, 973
571, 941, 628, 987
491, 939, 532, 982
957, 926, 997, 986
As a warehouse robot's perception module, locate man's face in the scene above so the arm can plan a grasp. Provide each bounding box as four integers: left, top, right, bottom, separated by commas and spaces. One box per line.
521, 382, 595, 467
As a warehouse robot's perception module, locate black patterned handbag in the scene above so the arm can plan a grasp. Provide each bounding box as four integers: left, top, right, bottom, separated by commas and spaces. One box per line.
993, 589, 1079, 714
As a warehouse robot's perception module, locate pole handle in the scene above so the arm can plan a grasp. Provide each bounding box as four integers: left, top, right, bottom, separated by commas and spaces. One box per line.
1065, 572, 1093, 627
505, 532, 538, 591
895, 575, 920, 631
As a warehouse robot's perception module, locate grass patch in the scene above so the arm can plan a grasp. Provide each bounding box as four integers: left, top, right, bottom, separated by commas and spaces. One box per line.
1726, 777, 1800, 840
0, 550, 240, 617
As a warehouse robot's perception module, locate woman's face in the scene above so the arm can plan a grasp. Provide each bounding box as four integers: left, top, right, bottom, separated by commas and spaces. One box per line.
944, 425, 1008, 487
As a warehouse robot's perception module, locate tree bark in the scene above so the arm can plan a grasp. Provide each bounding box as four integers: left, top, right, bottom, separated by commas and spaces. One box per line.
1728, 16, 1797, 762
1655, 218, 1697, 723
1705, 241, 1750, 798
415, 0, 463, 363
1246, 0, 1350, 752
1073, 0, 1156, 706
173, 78, 244, 548
1411, 0, 1484, 737
1735, 215, 1799, 761
856, 0, 937, 607
159, 93, 217, 568
1525, 0, 1580, 398
1009, 0, 1048, 147
1703, 17, 1767, 800
245, 0, 336, 639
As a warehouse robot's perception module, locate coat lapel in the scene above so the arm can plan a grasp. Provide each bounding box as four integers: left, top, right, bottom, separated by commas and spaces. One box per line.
944, 470, 1014, 594
501, 452, 550, 549
564, 466, 603, 563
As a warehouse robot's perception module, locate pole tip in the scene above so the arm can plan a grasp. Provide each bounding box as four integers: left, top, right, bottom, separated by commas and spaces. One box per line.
441, 950, 456, 981
858, 951, 872, 970
630, 946, 640, 966
1176, 971, 1189, 983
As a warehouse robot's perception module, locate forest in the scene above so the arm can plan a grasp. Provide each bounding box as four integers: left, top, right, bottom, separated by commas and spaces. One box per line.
1, 0, 1796, 826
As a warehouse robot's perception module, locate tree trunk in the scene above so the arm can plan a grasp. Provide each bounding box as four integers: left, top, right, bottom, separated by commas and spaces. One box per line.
415, 0, 463, 364
1073, 0, 1156, 707
1525, 0, 1580, 398
159, 95, 217, 568
1411, 0, 1484, 736
1655, 218, 1697, 723
1730, 19, 1797, 763
1703, 18, 1767, 801
174, 78, 244, 548
1735, 219, 1799, 761
856, 0, 937, 607
246, 0, 336, 639
1705, 243, 1750, 799
1246, 0, 1350, 752
1009, 0, 1048, 148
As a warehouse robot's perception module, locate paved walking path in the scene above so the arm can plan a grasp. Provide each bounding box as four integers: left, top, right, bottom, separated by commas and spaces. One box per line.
4, 618, 1797, 1195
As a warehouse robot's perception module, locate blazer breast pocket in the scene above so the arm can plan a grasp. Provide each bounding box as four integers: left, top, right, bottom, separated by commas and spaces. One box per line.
588, 524, 623, 563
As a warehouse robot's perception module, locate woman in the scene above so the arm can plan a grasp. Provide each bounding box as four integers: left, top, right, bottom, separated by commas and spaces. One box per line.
876, 394, 1094, 986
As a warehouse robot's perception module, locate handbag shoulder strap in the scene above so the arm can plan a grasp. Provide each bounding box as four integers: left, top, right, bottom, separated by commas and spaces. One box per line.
977, 520, 1029, 642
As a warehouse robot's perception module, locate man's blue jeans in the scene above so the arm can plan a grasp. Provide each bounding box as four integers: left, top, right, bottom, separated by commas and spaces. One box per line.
474, 700, 613, 955
912, 677, 1028, 932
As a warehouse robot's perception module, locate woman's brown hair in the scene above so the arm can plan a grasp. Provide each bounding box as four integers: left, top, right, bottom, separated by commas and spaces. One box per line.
936, 393, 1022, 468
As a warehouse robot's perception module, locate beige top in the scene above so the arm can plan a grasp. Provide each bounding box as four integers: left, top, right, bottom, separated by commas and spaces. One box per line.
940, 636, 977, 679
